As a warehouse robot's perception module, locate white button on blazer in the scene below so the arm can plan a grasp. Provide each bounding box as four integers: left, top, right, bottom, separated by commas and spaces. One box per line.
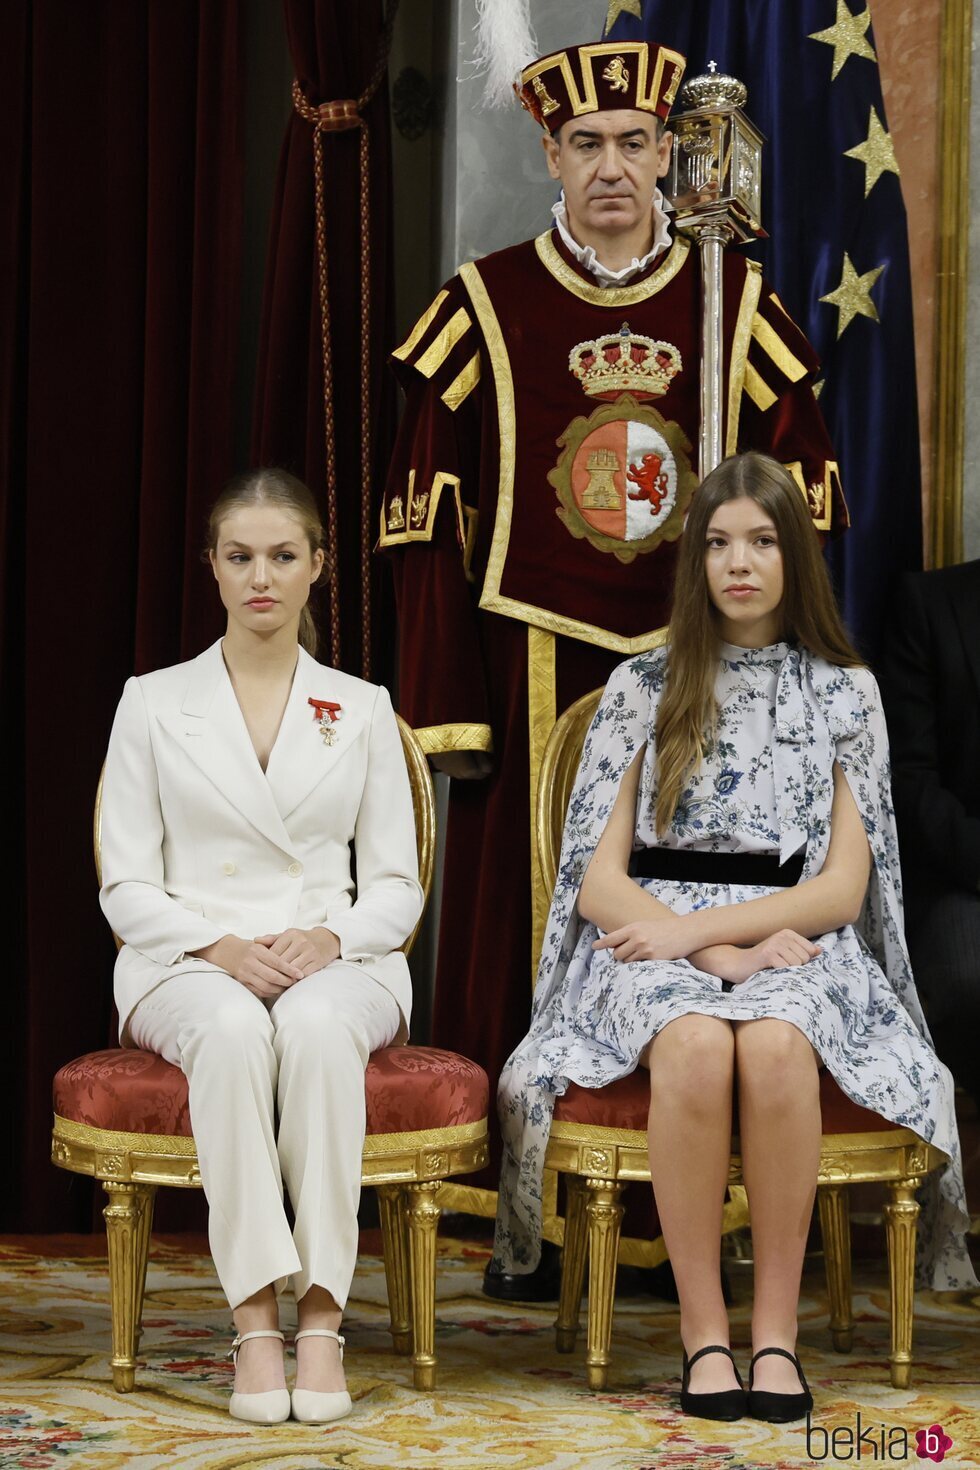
99, 639, 424, 1043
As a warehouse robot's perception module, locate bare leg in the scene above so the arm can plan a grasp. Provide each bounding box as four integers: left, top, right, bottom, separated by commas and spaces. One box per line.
232, 1285, 286, 1394
734, 1018, 821, 1393
646, 1014, 738, 1393
296, 1284, 347, 1393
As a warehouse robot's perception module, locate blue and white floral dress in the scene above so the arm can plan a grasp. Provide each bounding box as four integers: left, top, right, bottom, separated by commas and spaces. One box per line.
493, 641, 976, 1291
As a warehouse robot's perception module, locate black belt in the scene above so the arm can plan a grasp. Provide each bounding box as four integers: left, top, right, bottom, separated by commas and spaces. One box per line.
630, 848, 805, 887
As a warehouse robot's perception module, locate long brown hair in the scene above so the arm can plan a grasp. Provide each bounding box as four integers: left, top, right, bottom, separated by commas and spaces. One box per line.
206, 468, 328, 656
654, 452, 861, 834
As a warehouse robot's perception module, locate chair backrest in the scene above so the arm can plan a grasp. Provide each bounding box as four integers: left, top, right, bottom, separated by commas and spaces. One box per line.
397, 715, 436, 956
536, 631, 668, 897
536, 688, 603, 898
94, 716, 437, 959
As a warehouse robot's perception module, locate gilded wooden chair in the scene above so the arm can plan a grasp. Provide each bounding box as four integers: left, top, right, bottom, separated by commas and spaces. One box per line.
539, 688, 946, 1391
51, 717, 489, 1393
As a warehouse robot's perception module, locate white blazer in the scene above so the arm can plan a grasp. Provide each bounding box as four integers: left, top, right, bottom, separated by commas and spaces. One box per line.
100, 639, 423, 1043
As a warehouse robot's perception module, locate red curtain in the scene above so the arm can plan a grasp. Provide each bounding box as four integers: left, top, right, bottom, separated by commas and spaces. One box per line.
252, 0, 397, 681
0, 1, 243, 1230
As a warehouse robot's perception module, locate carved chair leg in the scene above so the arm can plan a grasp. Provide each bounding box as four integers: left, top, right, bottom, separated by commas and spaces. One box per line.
377, 1184, 413, 1355
817, 1184, 853, 1351
103, 1181, 156, 1392
556, 1173, 588, 1353
884, 1176, 921, 1389
406, 1181, 441, 1390
584, 1177, 624, 1391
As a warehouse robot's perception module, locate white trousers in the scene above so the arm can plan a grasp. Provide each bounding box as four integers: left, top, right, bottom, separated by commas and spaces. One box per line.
129, 963, 401, 1311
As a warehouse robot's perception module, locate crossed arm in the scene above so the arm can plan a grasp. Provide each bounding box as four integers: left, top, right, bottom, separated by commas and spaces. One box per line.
578, 746, 872, 984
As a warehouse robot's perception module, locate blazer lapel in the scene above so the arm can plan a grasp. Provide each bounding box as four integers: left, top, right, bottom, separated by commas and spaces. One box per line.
156, 641, 297, 855
265, 647, 364, 821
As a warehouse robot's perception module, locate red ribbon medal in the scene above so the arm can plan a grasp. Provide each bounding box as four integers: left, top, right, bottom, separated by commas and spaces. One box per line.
308, 697, 343, 745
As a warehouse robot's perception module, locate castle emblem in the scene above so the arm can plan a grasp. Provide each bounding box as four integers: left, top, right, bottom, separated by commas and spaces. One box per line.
581, 448, 622, 509
532, 75, 559, 116
387, 492, 406, 531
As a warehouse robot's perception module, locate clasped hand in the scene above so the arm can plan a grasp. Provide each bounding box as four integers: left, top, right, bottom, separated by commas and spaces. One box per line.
226, 927, 341, 998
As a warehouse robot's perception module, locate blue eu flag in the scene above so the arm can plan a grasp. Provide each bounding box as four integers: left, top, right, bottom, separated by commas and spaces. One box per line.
607, 0, 923, 653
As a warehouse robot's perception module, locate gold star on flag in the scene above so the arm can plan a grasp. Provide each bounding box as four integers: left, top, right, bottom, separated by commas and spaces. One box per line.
844, 106, 900, 196
605, 0, 643, 33
809, 1, 876, 80
820, 253, 885, 339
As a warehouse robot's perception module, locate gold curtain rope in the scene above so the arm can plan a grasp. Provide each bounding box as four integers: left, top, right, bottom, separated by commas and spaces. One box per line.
292, 0, 399, 673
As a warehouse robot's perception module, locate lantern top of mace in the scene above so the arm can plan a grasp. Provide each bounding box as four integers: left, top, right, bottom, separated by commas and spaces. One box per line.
679, 61, 748, 112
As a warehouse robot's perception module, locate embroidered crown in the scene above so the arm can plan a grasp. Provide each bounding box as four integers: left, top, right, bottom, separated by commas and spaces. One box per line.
569, 323, 682, 402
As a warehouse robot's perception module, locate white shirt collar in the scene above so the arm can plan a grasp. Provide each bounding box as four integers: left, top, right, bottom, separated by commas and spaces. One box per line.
551, 189, 673, 286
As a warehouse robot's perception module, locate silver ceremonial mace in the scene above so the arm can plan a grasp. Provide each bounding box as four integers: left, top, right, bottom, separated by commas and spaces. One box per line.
664, 64, 766, 478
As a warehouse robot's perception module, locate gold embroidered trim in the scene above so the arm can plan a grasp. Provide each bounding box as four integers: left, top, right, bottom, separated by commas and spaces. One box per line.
413, 723, 494, 756
768, 289, 794, 323
725, 260, 763, 455
392, 289, 449, 361
783, 458, 843, 533
461, 258, 674, 653
379, 470, 462, 547
528, 627, 557, 982
533, 230, 690, 307
522, 41, 685, 121
414, 307, 472, 379
751, 313, 808, 383
442, 352, 481, 411
744, 359, 778, 412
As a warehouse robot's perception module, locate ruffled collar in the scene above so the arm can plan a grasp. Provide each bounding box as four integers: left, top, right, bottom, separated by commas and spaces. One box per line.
550, 189, 672, 286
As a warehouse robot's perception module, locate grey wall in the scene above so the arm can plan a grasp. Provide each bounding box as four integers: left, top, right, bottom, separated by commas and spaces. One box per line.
437, 0, 606, 281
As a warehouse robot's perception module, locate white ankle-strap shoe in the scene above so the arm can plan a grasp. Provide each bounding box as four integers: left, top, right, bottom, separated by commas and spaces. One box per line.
291, 1328, 352, 1424
228, 1328, 290, 1424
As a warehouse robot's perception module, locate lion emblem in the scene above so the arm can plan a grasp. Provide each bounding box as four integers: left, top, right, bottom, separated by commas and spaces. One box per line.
602, 56, 630, 93
626, 453, 670, 515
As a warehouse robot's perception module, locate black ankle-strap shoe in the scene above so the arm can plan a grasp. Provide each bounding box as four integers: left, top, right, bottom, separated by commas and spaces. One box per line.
747, 1347, 813, 1422
679, 1344, 746, 1421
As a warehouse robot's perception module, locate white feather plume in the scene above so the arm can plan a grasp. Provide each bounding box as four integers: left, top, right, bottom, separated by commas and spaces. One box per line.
471, 0, 539, 108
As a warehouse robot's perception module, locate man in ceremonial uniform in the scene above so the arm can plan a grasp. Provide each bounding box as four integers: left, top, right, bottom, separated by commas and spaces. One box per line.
380, 38, 845, 1259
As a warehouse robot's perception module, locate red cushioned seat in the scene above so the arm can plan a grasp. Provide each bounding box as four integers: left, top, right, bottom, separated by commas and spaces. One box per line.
555, 1067, 898, 1134
54, 1046, 489, 1138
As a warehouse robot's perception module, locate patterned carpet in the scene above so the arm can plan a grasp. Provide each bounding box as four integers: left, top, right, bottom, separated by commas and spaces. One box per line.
1, 1232, 978, 1470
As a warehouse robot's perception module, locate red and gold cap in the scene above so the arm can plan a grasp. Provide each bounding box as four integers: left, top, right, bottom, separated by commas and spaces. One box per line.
517, 41, 686, 134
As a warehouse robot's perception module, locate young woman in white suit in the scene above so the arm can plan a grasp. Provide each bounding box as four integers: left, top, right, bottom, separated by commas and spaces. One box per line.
99, 469, 423, 1425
